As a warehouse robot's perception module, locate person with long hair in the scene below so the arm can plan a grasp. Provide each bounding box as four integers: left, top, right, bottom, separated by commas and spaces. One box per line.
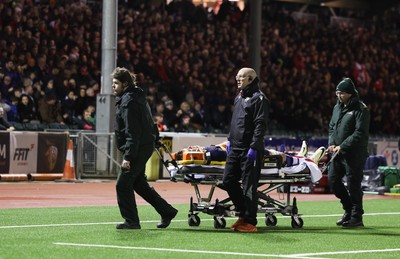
112, 67, 178, 230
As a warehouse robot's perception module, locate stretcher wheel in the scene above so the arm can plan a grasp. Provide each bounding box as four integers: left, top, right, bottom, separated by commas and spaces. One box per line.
188, 214, 201, 227
213, 216, 226, 229
291, 216, 303, 228
265, 214, 277, 227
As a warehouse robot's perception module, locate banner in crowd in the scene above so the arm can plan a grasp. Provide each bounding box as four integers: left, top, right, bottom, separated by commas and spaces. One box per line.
0, 132, 68, 174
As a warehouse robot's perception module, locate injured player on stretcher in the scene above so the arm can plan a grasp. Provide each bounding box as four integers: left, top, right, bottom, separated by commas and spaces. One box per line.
170, 140, 326, 184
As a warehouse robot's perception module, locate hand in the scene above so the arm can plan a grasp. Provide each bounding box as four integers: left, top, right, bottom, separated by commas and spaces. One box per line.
328, 145, 341, 153
333, 146, 341, 153
225, 141, 231, 154
247, 148, 257, 162
121, 159, 130, 169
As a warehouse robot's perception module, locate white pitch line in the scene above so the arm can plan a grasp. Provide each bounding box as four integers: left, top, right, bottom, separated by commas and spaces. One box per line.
1, 212, 400, 229
0, 222, 120, 229
299, 212, 400, 218
289, 248, 400, 257
53, 242, 327, 258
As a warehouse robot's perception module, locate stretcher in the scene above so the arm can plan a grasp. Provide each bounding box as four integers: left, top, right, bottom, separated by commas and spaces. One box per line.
155, 139, 324, 229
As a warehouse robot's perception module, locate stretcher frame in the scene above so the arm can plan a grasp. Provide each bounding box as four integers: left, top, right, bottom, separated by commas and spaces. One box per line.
155, 138, 321, 229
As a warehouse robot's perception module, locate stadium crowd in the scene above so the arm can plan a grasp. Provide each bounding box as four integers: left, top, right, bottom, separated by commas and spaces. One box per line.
0, 0, 399, 136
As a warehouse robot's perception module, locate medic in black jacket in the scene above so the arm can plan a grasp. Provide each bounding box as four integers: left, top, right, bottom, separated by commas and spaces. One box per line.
112, 67, 177, 230
223, 67, 269, 232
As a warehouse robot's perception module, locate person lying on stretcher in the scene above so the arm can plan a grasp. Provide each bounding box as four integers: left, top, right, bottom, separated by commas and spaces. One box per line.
169, 141, 325, 184
172, 140, 324, 164
262, 141, 325, 183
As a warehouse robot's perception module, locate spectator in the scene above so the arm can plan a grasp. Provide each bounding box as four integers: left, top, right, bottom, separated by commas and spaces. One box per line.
3, 60, 22, 90
0, 92, 12, 121
154, 101, 165, 116
191, 101, 206, 131
208, 101, 231, 133
17, 94, 39, 123
74, 108, 95, 130
0, 107, 15, 131
154, 112, 167, 132
175, 101, 194, 127
1, 93, 18, 122
86, 104, 96, 125
85, 87, 97, 108
62, 90, 77, 121
43, 79, 57, 97
74, 87, 88, 117
0, 75, 13, 100
37, 94, 64, 125
163, 99, 177, 130
175, 114, 196, 133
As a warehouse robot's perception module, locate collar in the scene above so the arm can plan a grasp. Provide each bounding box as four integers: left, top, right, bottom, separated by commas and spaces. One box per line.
240, 78, 260, 98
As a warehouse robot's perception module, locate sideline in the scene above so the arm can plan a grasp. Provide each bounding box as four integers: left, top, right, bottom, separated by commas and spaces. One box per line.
1, 212, 400, 229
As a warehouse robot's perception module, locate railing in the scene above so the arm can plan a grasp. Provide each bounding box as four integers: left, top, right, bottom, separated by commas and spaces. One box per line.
75, 132, 121, 179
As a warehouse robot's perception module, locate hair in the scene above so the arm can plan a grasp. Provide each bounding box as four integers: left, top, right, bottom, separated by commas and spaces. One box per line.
111, 67, 137, 88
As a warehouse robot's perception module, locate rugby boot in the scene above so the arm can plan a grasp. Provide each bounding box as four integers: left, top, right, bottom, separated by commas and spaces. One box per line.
336, 212, 351, 226
310, 147, 326, 164
297, 141, 308, 157
235, 222, 258, 233
230, 217, 245, 230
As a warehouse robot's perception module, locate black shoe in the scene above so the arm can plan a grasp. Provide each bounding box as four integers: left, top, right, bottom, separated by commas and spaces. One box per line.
342, 217, 364, 228
336, 212, 351, 226
116, 221, 141, 229
157, 208, 178, 228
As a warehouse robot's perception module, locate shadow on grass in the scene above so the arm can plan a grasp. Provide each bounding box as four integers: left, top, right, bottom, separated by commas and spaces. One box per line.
130, 225, 400, 237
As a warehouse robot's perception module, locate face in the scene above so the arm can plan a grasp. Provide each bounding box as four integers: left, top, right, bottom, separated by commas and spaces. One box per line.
68, 91, 75, 99
21, 96, 29, 105
83, 110, 91, 120
112, 78, 125, 97
235, 68, 256, 90
336, 91, 352, 105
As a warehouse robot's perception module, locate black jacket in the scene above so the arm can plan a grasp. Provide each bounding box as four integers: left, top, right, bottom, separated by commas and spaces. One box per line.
328, 92, 370, 164
115, 87, 155, 161
0, 117, 12, 130
228, 79, 269, 151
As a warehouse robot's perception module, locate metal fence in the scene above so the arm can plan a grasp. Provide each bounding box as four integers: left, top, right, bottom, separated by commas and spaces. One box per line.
73, 132, 121, 179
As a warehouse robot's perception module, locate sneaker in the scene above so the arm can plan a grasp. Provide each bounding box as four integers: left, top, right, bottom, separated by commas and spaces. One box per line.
235, 222, 257, 232
157, 208, 178, 228
342, 217, 364, 228
336, 212, 351, 226
230, 217, 245, 230
309, 147, 326, 164
297, 141, 308, 157
116, 221, 141, 229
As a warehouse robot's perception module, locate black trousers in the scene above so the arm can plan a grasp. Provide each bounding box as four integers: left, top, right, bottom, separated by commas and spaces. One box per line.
116, 144, 174, 225
328, 154, 365, 218
222, 149, 262, 226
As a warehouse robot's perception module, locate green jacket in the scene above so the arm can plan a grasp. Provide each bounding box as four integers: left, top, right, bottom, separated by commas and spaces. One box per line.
328, 93, 370, 164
